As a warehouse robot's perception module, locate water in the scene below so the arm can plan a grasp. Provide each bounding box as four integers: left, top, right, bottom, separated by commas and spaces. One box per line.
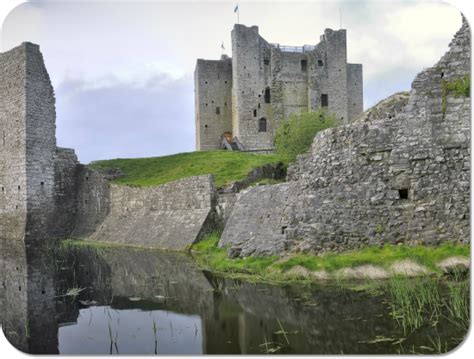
0, 240, 469, 355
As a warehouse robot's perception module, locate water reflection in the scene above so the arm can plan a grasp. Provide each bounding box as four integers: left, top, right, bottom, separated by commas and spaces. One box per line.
0, 240, 468, 354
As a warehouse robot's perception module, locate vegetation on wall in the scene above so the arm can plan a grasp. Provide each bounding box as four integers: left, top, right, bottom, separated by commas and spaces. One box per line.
274, 110, 337, 162
90, 150, 283, 188
441, 75, 470, 116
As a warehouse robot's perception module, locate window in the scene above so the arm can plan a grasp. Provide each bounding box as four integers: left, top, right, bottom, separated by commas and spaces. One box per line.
253, 109, 257, 117
258, 103, 261, 109
264, 58, 270, 65
321, 94, 328, 107
264, 87, 271, 103
301, 59, 307, 72
216, 107, 221, 115
318, 59, 324, 66
258, 118, 267, 132
398, 189, 408, 200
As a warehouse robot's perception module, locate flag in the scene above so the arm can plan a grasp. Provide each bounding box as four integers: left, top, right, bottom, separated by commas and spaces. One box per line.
221, 42, 225, 50
234, 4, 239, 13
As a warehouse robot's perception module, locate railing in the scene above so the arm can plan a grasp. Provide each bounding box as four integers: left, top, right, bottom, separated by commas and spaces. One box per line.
271, 43, 316, 53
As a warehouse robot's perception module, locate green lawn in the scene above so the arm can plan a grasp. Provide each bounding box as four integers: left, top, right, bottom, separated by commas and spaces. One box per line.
89, 150, 284, 188
192, 232, 470, 283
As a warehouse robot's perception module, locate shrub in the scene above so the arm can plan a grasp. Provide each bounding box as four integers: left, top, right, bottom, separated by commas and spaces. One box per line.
274, 110, 336, 162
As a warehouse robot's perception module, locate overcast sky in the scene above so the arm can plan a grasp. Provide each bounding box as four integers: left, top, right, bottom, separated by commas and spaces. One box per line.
1, 0, 463, 163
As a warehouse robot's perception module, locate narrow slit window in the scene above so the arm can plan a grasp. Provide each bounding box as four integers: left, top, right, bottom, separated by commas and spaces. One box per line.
321, 94, 328, 107
264, 87, 271, 104
253, 109, 257, 117
216, 107, 221, 115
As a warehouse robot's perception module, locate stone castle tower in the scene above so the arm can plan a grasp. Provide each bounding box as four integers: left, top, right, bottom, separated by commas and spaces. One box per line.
195, 24, 363, 151
0, 42, 103, 243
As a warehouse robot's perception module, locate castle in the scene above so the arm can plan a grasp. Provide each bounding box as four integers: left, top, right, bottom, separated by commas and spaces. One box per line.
195, 24, 363, 151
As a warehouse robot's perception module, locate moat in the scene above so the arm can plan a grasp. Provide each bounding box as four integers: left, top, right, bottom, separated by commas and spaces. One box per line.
1, 241, 468, 355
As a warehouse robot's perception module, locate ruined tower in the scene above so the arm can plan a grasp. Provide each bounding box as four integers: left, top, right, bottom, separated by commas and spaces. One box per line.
0, 42, 85, 243
195, 24, 363, 151
0, 43, 58, 241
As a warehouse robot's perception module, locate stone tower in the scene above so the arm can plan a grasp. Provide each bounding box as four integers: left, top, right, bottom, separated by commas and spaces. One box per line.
195, 24, 363, 151
0, 43, 57, 242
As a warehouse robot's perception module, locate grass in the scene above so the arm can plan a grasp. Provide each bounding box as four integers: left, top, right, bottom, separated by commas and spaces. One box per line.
89, 150, 284, 188
385, 273, 469, 343
192, 232, 469, 283
192, 232, 278, 280
387, 276, 442, 334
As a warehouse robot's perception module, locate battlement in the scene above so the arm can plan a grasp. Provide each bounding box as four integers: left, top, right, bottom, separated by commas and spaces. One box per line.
195, 24, 363, 151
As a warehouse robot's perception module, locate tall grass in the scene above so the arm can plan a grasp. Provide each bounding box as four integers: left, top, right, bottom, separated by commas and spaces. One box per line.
387, 277, 442, 334
386, 276, 469, 336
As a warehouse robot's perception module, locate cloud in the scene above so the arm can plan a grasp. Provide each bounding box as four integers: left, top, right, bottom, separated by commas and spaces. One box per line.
56, 72, 195, 163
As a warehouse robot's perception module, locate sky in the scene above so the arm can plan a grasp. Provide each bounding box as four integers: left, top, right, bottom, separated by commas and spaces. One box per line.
0, 0, 463, 163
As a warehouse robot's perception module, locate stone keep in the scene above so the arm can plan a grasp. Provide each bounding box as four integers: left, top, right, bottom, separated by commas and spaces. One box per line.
195, 24, 363, 151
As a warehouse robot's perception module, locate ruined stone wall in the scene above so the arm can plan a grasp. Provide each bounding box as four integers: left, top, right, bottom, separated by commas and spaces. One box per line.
1, 43, 82, 242
0, 42, 60, 242
0, 44, 28, 241
220, 19, 470, 257
51, 147, 80, 238
195, 57, 233, 150
82, 175, 216, 250
23, 43, 57, 240
70, 166, 110, 238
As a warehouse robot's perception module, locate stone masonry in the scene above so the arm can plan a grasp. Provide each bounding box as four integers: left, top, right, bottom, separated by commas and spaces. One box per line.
1, 20, 469, 256
219, 19, 470, 257
0, 42, 216, 250
195, 24, 363, 151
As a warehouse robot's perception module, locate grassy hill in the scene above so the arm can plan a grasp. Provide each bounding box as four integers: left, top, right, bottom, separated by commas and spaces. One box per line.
89, 150, 284, 188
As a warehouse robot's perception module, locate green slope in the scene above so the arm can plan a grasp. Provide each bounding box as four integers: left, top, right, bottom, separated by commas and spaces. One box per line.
89, 150, 284, 188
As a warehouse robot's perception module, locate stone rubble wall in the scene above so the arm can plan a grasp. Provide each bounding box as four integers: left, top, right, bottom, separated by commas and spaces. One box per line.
82, 175, 216, 250
219, 19, 470, 257
0, 44, 28, 241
